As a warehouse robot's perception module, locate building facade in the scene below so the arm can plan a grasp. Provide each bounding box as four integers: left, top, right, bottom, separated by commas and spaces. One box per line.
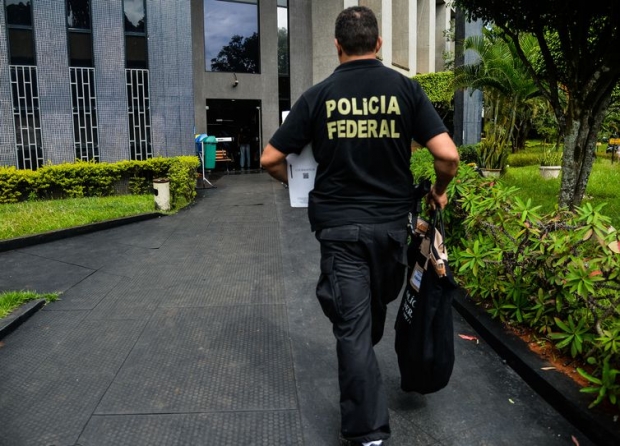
0, 0, 453, 170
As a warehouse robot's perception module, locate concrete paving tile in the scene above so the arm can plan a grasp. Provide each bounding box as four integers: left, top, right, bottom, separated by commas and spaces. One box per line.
0, 251, 94, 293
86, 282, 170, 320
79, 411, 303, 446
44, 270, 124, 311
17, 236, 131, 270
94, 305, 297, 414
0, 310, 89, 385
0, 372, 114, 446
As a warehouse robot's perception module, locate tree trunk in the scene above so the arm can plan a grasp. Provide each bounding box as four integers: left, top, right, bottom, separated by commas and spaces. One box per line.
559, 99, 611, 209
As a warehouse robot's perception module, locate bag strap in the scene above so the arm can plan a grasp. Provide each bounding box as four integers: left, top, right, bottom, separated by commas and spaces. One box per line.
429, 210, 448, 277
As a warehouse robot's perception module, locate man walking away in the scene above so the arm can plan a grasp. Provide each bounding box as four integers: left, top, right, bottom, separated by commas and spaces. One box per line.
261, 6, 459, 446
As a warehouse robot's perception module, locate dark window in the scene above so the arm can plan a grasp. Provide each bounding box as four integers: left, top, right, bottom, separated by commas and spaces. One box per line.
124, 0, 147, 68
66, 0, 93, 67
124, 1, 151, 160
8, 28, 35, 65
66, 0, 91, 30
204, 0, 260, 74
5, 0, 35, 65
5, 0, 31, 26
68, 32, 93, 67
125, 35, 147, 68
277, 0, 290, 120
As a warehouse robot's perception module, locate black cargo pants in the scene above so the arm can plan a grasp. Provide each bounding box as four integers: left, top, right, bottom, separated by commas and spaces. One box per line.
315, 219, 408, 444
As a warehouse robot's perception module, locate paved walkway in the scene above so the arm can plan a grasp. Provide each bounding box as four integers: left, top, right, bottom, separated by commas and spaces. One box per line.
0, 173, 594, 445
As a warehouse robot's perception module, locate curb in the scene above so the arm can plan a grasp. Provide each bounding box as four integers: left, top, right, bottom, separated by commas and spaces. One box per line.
453, 291, 620, 446
0, 299, 46, 340
0, 213, 163, 254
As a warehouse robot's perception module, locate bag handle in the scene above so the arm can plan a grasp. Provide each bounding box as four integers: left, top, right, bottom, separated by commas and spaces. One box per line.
430, 209, 446, 240
429, 210, 448, 277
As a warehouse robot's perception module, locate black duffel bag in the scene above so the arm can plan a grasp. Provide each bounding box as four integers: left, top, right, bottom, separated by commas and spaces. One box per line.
394, 210, 458, 394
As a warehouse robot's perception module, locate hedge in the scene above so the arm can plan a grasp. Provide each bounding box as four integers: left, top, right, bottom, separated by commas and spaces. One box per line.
413, 71, 455, 107
0, 156, 200, 210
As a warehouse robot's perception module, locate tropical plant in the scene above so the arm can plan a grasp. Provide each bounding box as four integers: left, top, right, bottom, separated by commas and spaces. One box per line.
454, 0, 620, 210
478, 138, 510, 170
453, 27, 542, 152
537, 145, 563, 166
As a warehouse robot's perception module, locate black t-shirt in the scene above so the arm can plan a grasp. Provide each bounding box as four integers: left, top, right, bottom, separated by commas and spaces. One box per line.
269, 59, 448, 231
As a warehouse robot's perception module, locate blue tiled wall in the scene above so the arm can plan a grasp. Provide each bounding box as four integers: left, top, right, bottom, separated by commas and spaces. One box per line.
148, 0, 194, 157
33, 0, 74, 164
92, 0, 130, 163
1, 0, 195, 167
0, 5, 17, 167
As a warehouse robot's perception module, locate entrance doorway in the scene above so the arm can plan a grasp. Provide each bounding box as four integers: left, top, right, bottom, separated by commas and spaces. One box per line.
206, 99, 262, 171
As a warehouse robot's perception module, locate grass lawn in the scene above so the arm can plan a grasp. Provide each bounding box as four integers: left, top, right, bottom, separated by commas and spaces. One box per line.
0, 194, 156, 240
0, 290, 58, 319
502, 157, 620, 227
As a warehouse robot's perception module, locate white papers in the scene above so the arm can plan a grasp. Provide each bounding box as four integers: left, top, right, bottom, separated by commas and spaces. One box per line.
286, 145, 317, 208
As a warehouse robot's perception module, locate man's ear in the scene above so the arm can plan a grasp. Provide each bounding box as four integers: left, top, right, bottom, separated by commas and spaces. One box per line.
376, 36, 383, 53
334, 39, 343, 57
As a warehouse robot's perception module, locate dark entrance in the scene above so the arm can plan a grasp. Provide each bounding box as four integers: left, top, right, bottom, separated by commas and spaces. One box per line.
206, 99, 262, 171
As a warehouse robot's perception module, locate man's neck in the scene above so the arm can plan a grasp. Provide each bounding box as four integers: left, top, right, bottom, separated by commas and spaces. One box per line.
338, 53, 377, 64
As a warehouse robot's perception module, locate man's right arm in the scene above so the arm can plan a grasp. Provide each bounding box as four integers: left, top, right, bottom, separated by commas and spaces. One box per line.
425, 132, 459, 209
261, 144, 289, 184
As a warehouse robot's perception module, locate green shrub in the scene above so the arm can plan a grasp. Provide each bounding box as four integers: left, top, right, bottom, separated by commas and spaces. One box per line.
166, 156, 200, 208
0, 156, 200, 210
411, 155, 620, 412
0, 166, 37, 203
458, 144, 480, 164
413, 71, 455, 106
36, 161, 122, 199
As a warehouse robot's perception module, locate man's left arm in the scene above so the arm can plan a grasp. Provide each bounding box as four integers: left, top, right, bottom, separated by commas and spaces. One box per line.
425, 132, 459, 209
261, 144, 289, 184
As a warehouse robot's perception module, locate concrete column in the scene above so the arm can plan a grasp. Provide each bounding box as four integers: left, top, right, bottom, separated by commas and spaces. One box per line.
359, 0, 381, 58
288, 0, 313, 103
435, 1, 451, 72
416, 0, 435, 74
453, 8, 483, 146
392, 0, 409, 70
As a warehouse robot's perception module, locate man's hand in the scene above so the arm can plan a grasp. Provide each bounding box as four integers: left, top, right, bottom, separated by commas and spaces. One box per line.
427, 184, 449, 210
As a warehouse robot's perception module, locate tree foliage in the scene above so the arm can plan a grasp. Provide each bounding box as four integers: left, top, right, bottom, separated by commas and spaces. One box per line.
454, 0, 620, 209
278, 27, 289, 76
210, 32, 260, 74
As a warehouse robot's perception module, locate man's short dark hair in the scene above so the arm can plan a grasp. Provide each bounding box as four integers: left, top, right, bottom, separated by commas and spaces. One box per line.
335, 6, 379, 56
